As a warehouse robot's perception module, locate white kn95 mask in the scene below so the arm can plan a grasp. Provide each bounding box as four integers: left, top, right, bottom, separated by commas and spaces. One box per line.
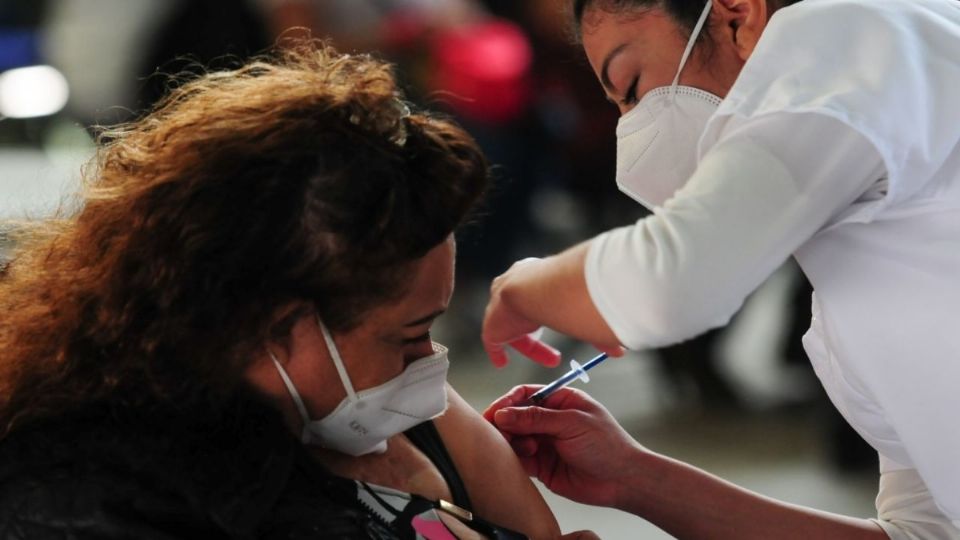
270, 317, 449, 456
615, 0, 722, 210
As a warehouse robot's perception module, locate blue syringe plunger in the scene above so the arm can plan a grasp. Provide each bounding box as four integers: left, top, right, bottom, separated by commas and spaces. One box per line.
528, 352, 608, 404
569, 359, 590, 384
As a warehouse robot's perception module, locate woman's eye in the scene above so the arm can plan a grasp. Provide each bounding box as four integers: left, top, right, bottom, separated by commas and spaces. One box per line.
620, 77, 639, 106
402, 332, 431, 345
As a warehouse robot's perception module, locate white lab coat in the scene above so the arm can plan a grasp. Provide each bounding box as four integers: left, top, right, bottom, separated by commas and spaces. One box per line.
584, 0, 960, 536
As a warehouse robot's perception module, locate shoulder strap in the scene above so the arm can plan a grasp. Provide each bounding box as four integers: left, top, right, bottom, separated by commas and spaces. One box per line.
403, 421, 473, 510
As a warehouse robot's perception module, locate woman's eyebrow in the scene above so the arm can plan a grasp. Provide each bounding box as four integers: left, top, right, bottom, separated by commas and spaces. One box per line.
404, 309, 446, 327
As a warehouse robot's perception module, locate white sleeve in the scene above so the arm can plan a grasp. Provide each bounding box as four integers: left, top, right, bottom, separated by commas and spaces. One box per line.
870, 467, 960, 540
586, 112, 886, 350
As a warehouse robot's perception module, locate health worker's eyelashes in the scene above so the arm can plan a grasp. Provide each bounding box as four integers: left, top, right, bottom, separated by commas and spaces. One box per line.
620, 77, 640, 106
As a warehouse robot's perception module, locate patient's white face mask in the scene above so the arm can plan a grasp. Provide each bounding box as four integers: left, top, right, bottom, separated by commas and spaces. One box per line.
270, 318, 449, 456
615, 0, 721, 210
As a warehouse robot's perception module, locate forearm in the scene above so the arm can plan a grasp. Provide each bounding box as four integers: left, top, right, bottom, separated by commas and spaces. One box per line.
499, 241, 620, 349
619, 450, 887, 540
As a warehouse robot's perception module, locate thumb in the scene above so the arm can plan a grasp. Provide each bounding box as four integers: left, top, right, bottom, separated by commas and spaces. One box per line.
560, 531, 601, 540
493, 406, 582, 438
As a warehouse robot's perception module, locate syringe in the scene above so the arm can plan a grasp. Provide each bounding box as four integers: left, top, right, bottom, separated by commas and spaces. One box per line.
528, 352, 609, 405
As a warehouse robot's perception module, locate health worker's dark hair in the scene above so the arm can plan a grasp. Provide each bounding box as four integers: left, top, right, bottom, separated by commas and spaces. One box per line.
570, 0, 804, 42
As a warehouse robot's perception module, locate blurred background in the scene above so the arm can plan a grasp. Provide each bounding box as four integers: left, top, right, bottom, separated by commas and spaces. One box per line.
0, 1, 878, 537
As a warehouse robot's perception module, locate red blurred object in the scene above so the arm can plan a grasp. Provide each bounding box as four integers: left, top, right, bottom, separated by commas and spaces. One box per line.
429, 19, 533, 125
381, 10, 429, 51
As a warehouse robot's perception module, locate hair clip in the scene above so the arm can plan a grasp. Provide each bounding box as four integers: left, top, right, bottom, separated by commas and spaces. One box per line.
388, 99, 411, 147
347, 97, 410, 147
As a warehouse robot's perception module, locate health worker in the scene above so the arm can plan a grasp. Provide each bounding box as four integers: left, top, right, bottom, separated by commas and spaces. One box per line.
481, 0, 960, 538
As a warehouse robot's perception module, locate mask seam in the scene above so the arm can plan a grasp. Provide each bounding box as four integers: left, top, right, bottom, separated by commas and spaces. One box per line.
624, 130, 660, 173
380, 406, 445, 419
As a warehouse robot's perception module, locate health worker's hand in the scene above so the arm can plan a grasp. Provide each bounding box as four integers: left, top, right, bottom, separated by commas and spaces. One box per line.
482, 258, 562, 368
483, 385, 646, 510
483, 254, 625, 368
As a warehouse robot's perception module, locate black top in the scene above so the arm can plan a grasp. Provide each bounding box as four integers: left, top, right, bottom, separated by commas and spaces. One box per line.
0, 392, 510, 539
405, 421, 472, 509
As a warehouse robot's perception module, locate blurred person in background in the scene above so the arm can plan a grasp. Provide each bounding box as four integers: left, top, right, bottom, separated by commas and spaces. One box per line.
134, 0, 270, 110
0, 42, 584, 540
44, 0, 270, 126
482, 0, 960, 537
1, 1, 52, 143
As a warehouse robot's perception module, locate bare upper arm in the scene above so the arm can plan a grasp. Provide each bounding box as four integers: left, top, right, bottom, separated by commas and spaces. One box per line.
434, 384, 561, 540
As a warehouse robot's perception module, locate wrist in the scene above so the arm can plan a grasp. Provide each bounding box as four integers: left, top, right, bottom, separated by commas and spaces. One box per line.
499, 260, 546, 320
611, 444, 667, 515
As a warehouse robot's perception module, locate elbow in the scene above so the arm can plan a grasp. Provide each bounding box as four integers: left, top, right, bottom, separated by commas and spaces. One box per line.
626, 281, 741, 349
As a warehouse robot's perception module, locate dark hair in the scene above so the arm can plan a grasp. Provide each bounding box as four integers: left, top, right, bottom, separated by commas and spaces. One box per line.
0, 40, 488, 435
570, 0, 803, 41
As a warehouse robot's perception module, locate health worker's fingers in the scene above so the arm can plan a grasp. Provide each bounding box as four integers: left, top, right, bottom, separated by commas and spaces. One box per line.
483, 340, 510, 369
595, 343, 627, 358
484, 384, 606, 423
482, 385, 541, 423
517, 384, 608, 413
493, 405, 587, 439
539, 386, 608, 414
509, 435, 539, 458
517, 438, 563, 484
483, 258, 549, 367
509, 335, 561, 367
560, 530, 602, 540
516, 454, 542, 479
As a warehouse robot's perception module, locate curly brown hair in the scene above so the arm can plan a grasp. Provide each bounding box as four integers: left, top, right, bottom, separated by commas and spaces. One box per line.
0, 41, 488, 437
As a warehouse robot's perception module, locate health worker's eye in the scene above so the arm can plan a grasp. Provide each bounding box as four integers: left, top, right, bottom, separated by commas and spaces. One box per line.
620, 77, 639, 106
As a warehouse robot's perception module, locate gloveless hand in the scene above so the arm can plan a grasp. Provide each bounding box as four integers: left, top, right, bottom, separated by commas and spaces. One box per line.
482, 258, 562, 368
483, 385, 647, 510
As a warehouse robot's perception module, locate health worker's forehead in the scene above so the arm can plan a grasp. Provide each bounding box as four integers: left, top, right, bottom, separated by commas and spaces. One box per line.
581, 7, 687, 94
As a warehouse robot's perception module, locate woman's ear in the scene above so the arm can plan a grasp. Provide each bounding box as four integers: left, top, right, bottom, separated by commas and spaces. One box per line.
711, 0, 769, 61
266, 300, 314, 363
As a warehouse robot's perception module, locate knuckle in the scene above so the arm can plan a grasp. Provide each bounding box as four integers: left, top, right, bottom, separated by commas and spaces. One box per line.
522, 406, 545, 424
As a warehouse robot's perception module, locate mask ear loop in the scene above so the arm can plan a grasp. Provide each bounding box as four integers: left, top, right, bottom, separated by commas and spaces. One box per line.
268, 350, 313, 440
669, 0, 714, 102
317, 317, 359, 402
